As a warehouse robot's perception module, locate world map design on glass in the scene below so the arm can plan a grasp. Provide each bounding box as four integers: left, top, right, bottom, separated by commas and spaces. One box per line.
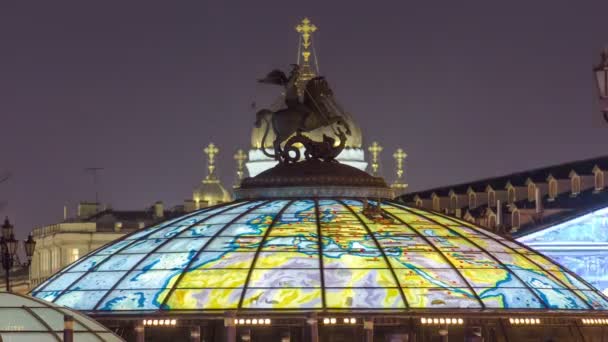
518, 206, 608, 295
31, 199, 608, 313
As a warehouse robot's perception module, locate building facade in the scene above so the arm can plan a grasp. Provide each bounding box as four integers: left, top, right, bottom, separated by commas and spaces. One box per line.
30, 201, 178, 288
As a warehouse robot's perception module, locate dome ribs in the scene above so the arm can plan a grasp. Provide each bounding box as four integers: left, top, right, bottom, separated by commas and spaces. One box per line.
22, 305, 62, 341
160, 200, 272, 311
387, 202, 557, 310
425, 208, 598, 310
91, 200, 255, 312
379, 202, 487, 310
237, 200, 295, 310
338, 199, 410, 310
45, 203, 231, 308
314, 199, 327, 309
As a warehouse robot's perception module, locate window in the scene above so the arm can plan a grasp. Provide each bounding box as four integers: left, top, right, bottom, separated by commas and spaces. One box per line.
487, 189, 496, 206
70, 248, 80, 263
488, 214, 497, 230
468, 192, 477, 208
548, 179, 558, 200
596, 171, 605, 191
432, 195, 441, 211
571, 176, 581, 195
512, 210, 520, 228
450, 195, 458, 211
507, 187, 516, 204
527, 183, 535, 202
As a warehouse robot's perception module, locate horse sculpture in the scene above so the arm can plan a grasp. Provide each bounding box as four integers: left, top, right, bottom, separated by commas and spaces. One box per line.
254, 66, 351, 163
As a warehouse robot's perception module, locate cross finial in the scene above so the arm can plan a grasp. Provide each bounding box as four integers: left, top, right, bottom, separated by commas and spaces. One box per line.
391, 148, 408, 192
204, 143, 219, 181
368, 141, 383, 176
233, 149, 247, 188
295, 18, 317, 63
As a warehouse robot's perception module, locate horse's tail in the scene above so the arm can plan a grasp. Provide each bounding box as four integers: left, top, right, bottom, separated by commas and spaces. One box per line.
255, 109, 276, 159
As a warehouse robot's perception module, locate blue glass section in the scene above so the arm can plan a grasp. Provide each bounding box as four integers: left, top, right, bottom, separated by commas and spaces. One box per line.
518, 206, 608, 294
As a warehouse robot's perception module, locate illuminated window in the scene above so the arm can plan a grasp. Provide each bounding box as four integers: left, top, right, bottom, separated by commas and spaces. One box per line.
596, 171, 605, 191
450, 194, 458, 211
512, 210, 520, 228
487, 189, 496, 206
507, 187, 516, 204
468, 192, 477, 208
432, 194, 441, 211
548, 179, 558, 200
70, 248, 80, 263
527, 183, 536, 202
488, 213, 497, 230
571, 176, 581, 196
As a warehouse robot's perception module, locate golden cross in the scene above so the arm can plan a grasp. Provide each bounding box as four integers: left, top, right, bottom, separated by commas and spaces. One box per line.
233, 149, 247, 185
204, 143, 219, 179
391, 148, 408, 191
393, 148, 407, 179
295, 18, 317, 62
368, 141, 383, 176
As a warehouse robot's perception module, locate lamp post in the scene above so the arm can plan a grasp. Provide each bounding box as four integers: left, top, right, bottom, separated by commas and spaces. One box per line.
1, 217, 36, 292
593, 49, 608, 123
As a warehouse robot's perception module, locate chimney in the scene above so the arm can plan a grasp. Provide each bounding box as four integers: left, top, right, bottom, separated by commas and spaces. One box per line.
184, 199, 196, 213
63, 205, 68, 221
535, 188, 543, 214
153, 201, 164, 219
77, 202, 101, 219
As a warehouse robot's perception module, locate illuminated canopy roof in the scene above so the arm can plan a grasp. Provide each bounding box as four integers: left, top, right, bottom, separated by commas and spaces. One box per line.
31, 199, 608, 314
0, 292, 122, 341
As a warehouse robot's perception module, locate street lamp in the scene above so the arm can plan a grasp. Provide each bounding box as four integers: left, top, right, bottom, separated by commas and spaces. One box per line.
1, 217, 36, 292
593, 49, 608, 123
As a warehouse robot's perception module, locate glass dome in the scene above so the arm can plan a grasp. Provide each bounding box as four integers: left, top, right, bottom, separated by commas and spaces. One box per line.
0, 291, 123, 341
31, 199, 608, 314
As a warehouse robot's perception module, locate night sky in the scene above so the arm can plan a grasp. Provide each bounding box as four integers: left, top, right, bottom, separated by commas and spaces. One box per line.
1, 1, 607, 238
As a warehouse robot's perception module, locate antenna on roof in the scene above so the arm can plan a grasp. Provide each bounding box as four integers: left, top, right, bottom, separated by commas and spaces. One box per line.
84, 167, 104, 204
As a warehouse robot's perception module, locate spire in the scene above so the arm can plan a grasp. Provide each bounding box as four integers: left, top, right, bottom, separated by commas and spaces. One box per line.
233, 149, 247, 188
391, 148, 408, 193
203, 143, 219, 183
294, 18, 318, 93
368, 141, 383, 176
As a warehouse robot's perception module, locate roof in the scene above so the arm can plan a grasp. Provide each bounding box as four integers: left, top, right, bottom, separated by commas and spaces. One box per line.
0, 292, 123, 341
400, 155, 608, 202
31, 199, 608, 314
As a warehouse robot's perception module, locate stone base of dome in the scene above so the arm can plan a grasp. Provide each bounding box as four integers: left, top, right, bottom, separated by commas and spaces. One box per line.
235, 184, 394, 200
237, 159, 393, 199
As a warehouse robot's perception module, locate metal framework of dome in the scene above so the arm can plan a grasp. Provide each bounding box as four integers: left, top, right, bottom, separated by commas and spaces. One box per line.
31, 196, 608, 314
0, 292, 123, 341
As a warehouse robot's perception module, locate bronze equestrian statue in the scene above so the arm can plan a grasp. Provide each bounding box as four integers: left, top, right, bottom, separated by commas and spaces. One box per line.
254, 65, 351, 163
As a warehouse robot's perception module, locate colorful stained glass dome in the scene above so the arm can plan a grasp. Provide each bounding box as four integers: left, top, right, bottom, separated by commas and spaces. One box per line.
31, 199, 608, 314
